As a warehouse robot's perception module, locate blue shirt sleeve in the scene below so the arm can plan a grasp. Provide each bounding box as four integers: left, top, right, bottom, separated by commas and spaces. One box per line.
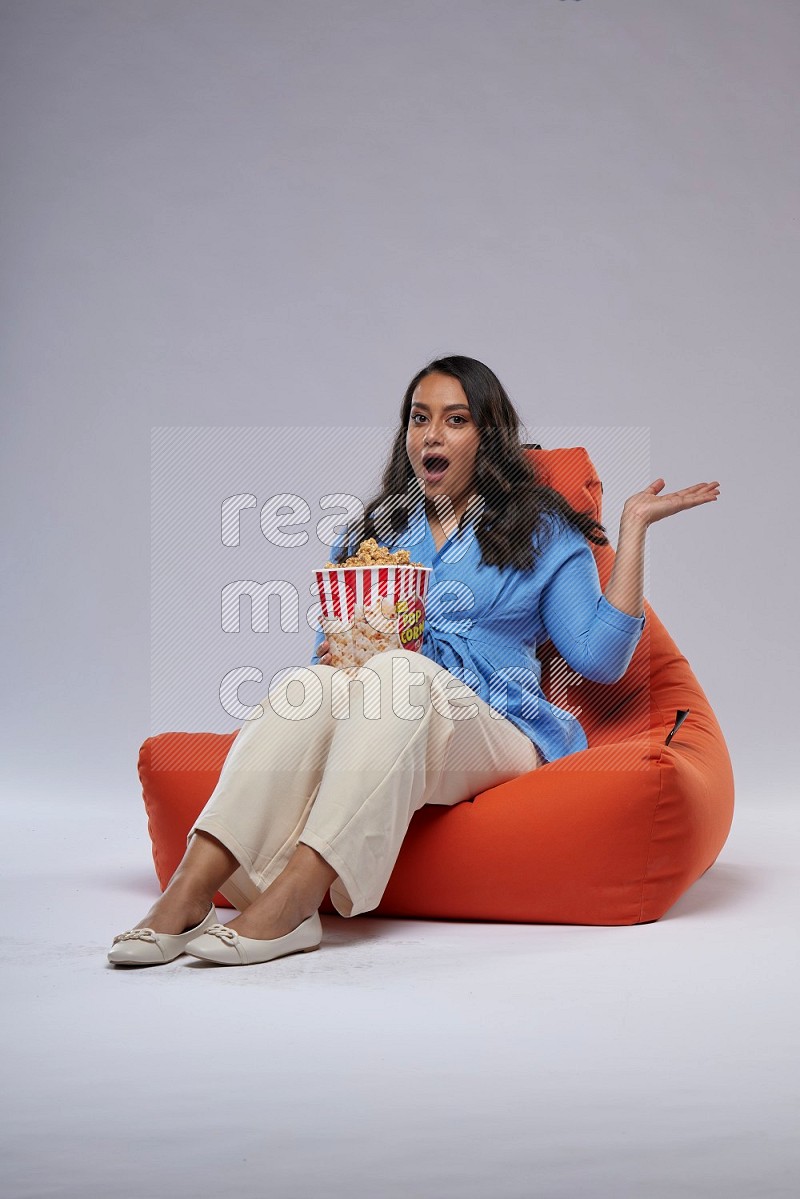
538, 515, 646, 684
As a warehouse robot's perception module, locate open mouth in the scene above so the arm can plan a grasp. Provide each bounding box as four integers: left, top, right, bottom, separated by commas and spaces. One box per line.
422, 454, 450, 482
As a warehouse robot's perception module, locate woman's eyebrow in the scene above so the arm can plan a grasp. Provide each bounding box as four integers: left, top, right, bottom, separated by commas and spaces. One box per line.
410, 402, 470, 413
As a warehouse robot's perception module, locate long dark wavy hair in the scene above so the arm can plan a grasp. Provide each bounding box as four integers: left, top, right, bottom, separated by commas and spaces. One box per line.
332, 355, 608, 571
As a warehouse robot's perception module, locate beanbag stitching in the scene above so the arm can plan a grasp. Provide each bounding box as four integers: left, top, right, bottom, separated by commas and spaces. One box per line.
636, 684, 671, 923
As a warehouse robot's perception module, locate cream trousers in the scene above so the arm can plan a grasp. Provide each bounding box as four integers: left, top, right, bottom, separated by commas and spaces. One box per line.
189, 649, 540, 918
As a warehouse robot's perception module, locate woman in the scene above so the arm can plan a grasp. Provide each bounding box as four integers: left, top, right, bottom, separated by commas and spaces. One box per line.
108, 355, 719, 967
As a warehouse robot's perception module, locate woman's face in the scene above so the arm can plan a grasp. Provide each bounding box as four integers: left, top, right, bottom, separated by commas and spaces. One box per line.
405, 373, 481, 522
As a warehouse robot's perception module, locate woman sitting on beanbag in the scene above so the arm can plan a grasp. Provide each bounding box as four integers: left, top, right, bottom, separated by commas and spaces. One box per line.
108, 354, 719, 967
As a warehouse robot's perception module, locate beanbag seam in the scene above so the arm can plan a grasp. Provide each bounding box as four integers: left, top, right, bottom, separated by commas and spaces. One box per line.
636, 681, 675, 923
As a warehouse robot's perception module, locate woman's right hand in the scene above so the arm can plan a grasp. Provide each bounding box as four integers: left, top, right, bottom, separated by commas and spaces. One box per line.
316, 639, 333, 666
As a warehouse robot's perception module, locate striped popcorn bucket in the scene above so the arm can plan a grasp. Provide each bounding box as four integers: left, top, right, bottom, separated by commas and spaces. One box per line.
314, 565, 431, 670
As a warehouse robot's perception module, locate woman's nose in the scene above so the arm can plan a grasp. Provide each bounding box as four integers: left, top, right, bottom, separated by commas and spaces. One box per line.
423, 423, 444, 444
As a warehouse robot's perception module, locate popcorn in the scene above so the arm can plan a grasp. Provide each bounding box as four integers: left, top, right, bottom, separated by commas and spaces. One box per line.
323, 604, 398, 669
325, 537, 423, 569
314, 541, 430, 670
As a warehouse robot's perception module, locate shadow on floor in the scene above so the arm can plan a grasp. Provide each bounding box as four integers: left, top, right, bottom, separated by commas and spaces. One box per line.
660, 861, 760, 921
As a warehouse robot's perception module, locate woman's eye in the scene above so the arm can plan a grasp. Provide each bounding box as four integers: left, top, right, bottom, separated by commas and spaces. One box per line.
411, 413, 468, 426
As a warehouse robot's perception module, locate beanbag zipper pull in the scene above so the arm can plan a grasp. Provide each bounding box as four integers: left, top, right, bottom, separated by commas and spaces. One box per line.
665, 709, 690, 746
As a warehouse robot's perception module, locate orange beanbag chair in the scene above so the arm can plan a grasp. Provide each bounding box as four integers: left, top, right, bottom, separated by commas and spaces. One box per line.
138, 447, 734, 925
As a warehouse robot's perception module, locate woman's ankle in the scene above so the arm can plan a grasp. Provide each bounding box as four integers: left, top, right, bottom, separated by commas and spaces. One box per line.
137, 884, 214, 933
166, 867, 220, 908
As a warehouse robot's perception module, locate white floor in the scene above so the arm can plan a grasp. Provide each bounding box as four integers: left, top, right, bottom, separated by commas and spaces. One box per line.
2, 788, 798, 1199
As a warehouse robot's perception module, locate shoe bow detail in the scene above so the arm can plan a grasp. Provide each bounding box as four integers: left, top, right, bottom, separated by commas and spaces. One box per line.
184, 912, 322, 966
112, 928, 158, 945
205, 924, 239, 944
107, 907, 218, 966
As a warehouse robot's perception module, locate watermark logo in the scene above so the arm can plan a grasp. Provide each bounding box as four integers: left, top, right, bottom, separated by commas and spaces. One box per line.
151, 426, 649, 747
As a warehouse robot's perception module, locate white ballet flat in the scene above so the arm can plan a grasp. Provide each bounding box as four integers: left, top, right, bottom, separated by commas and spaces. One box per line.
185, 911, 322, 966
107, 907, 218, 966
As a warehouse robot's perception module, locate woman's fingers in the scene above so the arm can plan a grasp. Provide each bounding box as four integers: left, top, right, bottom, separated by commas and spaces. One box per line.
675, 481, 720, 505
625, 480, 720, 526
317, 639, 333, 666
652, 480, 719, 503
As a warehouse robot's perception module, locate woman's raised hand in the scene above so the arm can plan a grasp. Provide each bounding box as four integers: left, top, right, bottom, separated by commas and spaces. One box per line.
604, 477, 720, 618
622, 479, 720, 530
316, 639, 333, 666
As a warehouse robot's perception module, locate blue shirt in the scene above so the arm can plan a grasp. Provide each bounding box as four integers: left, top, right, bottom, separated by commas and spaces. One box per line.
310, 505, 646, 763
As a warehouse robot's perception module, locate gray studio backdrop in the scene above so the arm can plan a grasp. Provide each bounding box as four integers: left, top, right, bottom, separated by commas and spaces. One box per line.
2, 0, 797, 801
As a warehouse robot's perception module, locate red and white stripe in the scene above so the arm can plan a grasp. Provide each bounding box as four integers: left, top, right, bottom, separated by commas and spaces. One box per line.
315, 566, 430, 622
